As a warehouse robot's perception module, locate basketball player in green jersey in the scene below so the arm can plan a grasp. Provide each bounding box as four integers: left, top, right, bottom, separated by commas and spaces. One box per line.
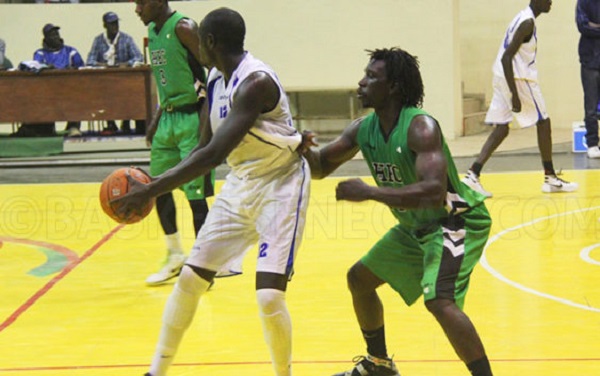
136, 0, 215, 285
300, 48, 494, 376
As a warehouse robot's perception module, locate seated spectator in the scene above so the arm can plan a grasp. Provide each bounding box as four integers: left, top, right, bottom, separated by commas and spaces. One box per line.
87, 12, 143, 67
0, 38, 14, 70
34, 24, 84, 69
27, 23, 85, 137
86, 11, 146, 135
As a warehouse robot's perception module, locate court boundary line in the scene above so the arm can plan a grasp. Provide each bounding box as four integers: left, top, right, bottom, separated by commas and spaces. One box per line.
580, 243, 600, 266
1, 356, 600, 373
0, 225, 124, 332
480, 205, 600, 313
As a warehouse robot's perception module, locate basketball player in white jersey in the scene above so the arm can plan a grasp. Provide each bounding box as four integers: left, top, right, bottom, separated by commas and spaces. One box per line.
114, 7, 310, 376
462, 0, 578, 197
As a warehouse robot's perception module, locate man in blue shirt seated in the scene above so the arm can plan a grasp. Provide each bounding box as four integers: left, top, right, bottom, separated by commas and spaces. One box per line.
34, 24, 84, 70
29, 23, 85, 137
86, 12, 145, 135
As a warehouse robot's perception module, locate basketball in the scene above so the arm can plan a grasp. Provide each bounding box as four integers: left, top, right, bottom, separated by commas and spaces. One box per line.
99, 167, 154, 224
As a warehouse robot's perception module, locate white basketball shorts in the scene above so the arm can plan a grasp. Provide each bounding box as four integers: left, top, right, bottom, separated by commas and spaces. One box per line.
187, 159, 310, 277
484, 75, 548, 128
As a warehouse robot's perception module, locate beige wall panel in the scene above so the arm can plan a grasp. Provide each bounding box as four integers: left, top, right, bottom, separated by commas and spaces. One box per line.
0, 1, 460, 137
460, 0, 581, 130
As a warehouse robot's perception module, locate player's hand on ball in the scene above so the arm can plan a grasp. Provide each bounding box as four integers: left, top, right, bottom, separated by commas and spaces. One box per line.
129, 166, 154, 182
110, 169, 153, 220
100, 167, 155, 224
336, 178, 371, 202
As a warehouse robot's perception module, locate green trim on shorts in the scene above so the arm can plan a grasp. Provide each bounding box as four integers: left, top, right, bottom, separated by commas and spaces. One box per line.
361, 204, 491, 309
150, 110, 215, 200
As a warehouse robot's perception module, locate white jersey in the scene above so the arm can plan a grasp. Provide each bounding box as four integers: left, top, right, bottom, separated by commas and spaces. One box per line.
207, 52, 302, 179
492, 6, 538, 82
191, 52, 310, 277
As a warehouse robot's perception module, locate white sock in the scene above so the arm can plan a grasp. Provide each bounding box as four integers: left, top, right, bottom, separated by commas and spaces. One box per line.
257, 289, 292, 376
148, 267, 211, 376
165, 232, 184, 255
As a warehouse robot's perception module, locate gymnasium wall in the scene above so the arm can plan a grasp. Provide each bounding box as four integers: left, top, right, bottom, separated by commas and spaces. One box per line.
0, 0, 463, 138
3, 1, 583, 137
460, 0, 582, 132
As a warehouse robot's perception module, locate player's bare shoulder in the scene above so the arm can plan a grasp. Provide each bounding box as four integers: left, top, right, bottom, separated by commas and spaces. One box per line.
408, 114, 442, 151
234, 71, 279, 111
177, 17, 198, 31
344, 115, 366, 141
175, 17, 199, 41
410, 114, 439, 133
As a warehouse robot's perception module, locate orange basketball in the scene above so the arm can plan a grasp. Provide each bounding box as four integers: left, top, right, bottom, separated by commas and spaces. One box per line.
99, 167, 155, 224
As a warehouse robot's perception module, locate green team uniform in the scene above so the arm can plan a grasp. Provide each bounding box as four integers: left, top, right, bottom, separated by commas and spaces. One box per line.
357, 107, 491, 309
148, 12, 214, 199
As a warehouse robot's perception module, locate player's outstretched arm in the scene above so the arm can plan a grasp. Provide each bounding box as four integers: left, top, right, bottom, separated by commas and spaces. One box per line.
337, 115, 447, 209
301, 117, 362, 179
112, 71, 276, 214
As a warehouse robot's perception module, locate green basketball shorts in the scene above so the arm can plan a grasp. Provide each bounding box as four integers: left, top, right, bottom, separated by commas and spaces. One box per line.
150, 110, 215, 200
361, 204, 491, 309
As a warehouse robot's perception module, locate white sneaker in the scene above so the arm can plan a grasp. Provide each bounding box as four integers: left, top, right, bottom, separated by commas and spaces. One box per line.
146, 253, 187, 286
541, 175, 578, 193
461, 170, 493, 198
587, 145, 600, 159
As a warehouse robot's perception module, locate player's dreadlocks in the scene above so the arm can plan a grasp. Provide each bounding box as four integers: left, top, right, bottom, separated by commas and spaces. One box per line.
368, 47, 424, 108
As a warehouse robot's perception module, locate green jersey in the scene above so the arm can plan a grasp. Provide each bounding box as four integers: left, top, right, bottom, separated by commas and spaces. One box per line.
357, 107, 485, 229
148, 12, 203, 108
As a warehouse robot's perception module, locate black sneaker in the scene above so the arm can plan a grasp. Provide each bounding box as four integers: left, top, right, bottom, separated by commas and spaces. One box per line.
333, 355, 400, 376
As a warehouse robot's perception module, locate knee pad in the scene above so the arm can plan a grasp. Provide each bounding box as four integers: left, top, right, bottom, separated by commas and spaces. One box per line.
177, 266, 209, 294
256, 288, 286, 316
163, 266, 211, 329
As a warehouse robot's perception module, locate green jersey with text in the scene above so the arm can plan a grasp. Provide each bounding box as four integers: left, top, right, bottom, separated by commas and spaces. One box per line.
357, 107, 485, 229
148, 12, 200, 108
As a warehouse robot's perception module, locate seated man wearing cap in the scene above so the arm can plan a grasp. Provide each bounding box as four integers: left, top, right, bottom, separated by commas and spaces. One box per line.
87, 12, 143, 67
34, 24, 84, 69
28, 23, 85, 137
86, 11, 145, 135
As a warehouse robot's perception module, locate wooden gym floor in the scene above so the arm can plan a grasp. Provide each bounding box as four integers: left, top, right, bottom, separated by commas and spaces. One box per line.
1, 166, 599, 376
